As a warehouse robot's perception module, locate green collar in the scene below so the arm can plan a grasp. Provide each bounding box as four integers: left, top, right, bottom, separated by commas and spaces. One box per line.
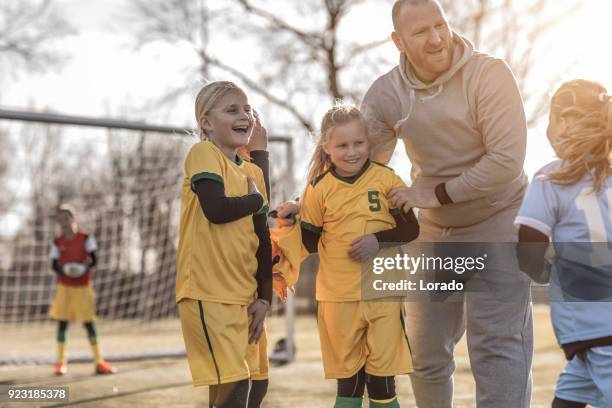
234, 155, 243, 165
331, 160, 370, 184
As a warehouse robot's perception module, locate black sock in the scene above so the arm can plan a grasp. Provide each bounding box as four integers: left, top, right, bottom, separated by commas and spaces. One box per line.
337, 366, 366, 398
57, 320, 69, 341
247, 379, 268, 408
366, 374, 396, 401
208, 386, 217, 408
552, 397, 587, 408
210, 379, 250, 408
83, 322, 97, 337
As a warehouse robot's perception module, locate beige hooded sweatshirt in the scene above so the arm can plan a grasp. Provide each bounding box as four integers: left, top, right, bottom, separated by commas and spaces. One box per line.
361, 33, 528, 228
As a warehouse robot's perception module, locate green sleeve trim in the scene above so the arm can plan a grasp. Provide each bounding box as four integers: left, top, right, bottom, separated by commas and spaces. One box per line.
191, 172, 223, 191
301, 221, 322, 234
255, 204, 269, 215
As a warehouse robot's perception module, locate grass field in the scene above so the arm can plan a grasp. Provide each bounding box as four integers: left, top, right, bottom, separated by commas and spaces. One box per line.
1, 305, 565, 407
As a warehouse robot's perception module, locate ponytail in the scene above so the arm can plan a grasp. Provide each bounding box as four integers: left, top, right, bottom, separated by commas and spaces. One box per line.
604, 93, 612, 137
305, 142, 331, 186
547, 80, 612, 192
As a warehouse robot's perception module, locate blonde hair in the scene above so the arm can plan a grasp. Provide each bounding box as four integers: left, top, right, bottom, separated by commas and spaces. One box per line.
305, 103, 368, 186
57, 203, 76, 219
194, 80, 250, 159
56, 203, 78, 231
547, 79, 612, 192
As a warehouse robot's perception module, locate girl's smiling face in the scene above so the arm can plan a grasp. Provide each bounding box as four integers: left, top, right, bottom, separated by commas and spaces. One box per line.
200, 90, 253, 156
324, 119, 369, 177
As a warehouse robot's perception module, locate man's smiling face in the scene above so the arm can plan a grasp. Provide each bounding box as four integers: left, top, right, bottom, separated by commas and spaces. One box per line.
391, 0, 454, 82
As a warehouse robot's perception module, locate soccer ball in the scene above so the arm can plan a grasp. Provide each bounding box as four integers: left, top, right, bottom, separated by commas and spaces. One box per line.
62, 262, 87, 278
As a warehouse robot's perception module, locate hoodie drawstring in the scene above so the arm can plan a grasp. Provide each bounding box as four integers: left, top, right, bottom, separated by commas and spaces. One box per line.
394, 88, 416, 131
393, 32, 473, 132
421, 84, 444, 101
394, 84, 444, 131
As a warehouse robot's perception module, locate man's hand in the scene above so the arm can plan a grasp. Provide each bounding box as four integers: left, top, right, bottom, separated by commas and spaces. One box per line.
348, 234, 380, 262
247, 299, 270, 344
389, 186, 441, 211
246, 110, 268, 151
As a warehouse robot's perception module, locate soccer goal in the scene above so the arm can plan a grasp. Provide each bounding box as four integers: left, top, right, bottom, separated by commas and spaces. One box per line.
0, 109, 296, 366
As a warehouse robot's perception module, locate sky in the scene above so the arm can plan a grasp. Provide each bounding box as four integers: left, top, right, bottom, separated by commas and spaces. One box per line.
3, 0, 612, 183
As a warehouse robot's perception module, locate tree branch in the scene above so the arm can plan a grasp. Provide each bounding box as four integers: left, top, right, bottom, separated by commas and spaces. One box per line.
233, 0, 324, 50
199, 50, 315, 132
339, 38, 389, 68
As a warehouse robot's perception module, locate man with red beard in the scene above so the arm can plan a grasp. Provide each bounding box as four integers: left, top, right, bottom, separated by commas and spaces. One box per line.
361, 1, 532, 407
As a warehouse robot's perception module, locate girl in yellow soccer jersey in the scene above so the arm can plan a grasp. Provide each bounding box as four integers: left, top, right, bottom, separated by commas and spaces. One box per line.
49, 204, 115, 376
283, 105, 420, 408
176, 81, 272, 408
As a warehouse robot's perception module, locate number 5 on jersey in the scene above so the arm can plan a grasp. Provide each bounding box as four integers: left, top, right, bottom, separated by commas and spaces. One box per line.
368, 191, 381, 212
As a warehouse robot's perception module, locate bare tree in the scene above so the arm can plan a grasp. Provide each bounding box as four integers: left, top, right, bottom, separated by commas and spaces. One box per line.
18, 124, 69, 242
0, 0, 75, 78
16, 123, 108, 240
0, 0, 74, 241
440, 0, 581, 125
126, 0, 217, 114
128, 0, 582, 133
0, 129, 13, 215
127, 0, 393, 133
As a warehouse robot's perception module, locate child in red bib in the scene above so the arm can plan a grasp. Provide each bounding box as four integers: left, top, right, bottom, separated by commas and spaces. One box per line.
49, 204, 115, 376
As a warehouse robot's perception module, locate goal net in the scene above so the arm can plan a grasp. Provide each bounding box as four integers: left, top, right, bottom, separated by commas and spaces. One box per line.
0, 110, 296, 366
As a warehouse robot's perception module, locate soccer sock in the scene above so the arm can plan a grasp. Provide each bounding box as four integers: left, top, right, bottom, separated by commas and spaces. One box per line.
338, 367, 366, 398
57, 321, 68, 364
89, 338, 101, 364
57, 342, 66, 364
247, 379, 268, 408
366, 374, 398, 407
84, 322, 101, 364
368, 397, 400, 408
334, 366, 366, 408
209, 386, 217, 408
212, 379, 250, 408
334, 396, 363, 408
552, 397, 587, 408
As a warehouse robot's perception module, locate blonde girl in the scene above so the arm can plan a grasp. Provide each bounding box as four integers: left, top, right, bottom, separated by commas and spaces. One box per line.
515, 79, 612, 408
176, 81, 272, 408
294, 104, 420, 408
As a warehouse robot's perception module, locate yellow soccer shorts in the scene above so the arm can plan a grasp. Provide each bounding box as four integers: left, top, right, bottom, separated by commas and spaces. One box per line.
178, 298, 268, 386
49, 282, 97, 322
317, 300, 412, 379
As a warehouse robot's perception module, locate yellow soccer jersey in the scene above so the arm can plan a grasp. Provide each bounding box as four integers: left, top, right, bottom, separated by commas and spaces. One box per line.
241, 160, 269, 208
176, 141, 268, 305
301, 161, 406, 301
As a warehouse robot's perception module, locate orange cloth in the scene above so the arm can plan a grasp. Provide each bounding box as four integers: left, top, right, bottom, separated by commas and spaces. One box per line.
270, 222, 308, 301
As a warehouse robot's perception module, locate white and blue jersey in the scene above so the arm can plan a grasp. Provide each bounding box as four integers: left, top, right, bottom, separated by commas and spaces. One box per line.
515, 160, 612, 346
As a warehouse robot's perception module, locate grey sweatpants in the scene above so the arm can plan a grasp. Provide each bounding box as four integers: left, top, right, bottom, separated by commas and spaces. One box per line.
405, 205, 533, 408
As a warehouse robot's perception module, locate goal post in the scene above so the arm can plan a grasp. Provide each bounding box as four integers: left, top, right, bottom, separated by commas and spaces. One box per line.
0, 108, 296, 365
